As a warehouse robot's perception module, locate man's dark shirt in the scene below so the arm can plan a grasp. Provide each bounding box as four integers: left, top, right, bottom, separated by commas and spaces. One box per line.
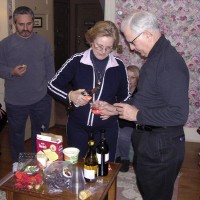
133, 35, 189, 126
119, 90, 137, 128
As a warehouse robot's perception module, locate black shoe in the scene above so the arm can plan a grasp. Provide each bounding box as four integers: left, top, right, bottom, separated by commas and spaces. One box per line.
120, 160, 130, 172
115, 156, 121, 163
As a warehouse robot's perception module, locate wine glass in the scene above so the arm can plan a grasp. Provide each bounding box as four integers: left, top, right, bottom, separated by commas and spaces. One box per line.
90, 101, 102, 115
70, 167, 85, 194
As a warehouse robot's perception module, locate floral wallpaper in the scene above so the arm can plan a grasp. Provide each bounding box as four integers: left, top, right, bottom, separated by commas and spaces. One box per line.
115, 0, 200, 128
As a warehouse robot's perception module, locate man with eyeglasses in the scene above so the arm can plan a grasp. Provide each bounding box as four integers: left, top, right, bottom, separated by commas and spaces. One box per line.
99, 10, 189, 200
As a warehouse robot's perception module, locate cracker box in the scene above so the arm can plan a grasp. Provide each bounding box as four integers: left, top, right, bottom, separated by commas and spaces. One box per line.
36, 133, 63, 162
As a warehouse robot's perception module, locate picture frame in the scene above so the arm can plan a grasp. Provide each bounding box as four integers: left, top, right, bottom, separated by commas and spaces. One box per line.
34, 17, 42, 28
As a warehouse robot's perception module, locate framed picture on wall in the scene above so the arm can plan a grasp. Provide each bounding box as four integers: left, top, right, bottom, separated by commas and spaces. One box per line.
34, 17, 42, 28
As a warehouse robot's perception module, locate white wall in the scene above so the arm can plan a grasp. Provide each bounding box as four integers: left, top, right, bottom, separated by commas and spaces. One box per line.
0, 0, 8, 110
184, 127, 200, 143
0, 1, 9, 37
104, 0, 115, 21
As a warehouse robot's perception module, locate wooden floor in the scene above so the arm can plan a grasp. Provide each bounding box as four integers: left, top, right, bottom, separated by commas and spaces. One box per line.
0, 124, 200, 200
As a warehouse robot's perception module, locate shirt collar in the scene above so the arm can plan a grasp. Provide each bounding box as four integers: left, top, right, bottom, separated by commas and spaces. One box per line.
80, 48, 119, 68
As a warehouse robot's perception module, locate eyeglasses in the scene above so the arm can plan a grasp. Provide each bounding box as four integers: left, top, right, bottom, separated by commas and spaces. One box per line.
128, 32, 143, 45
93, 42, 113, 53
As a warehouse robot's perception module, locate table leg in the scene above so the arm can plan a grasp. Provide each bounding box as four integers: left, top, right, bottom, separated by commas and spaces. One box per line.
6, 191, 14, 200
108, 178, 116, 200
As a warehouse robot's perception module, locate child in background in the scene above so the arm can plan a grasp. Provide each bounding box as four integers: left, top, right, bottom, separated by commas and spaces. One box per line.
116, 65, 139, 172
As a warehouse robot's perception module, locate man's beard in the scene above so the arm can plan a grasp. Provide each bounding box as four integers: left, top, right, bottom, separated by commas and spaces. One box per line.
18, 30, 32, 38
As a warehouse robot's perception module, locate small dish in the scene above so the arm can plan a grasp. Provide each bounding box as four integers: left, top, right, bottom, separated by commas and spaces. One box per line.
63, 167, 72, 178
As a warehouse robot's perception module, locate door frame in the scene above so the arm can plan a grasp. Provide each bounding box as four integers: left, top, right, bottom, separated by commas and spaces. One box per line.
104, 0, 115, 22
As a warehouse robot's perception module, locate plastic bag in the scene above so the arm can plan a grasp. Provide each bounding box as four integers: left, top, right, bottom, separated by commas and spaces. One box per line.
44, 161, 72, 193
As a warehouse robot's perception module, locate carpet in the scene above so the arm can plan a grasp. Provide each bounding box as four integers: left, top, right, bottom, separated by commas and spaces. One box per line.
0, 191, 5, 200
0, 166, 179, 200
117, 166, 142, 200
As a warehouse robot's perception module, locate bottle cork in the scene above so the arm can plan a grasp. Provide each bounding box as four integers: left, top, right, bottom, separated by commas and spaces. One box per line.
79, 190, 92, 200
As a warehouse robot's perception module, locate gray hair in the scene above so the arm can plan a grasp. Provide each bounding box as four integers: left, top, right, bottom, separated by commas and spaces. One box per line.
121, 10, 159, 34
13, 6, 34, 24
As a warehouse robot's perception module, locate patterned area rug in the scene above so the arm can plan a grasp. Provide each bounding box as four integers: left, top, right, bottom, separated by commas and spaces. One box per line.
0, 191, 5, 200
117, 166, 142, 200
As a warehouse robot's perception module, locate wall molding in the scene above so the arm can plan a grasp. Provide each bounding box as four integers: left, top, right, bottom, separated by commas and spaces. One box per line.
104, 0, 115, 21
184, 127, 200, 143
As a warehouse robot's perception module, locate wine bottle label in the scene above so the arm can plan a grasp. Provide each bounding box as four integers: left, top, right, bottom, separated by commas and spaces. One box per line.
96, 153, 109, 164
84, 168, 96, 179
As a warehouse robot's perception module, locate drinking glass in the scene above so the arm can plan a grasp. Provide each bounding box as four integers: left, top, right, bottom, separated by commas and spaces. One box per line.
90, 101, 102, 115
70, 167, 85, 195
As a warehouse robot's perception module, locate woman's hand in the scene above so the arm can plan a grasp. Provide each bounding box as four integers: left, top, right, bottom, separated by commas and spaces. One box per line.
70, 89, 91, 107
92, 101, 118, 120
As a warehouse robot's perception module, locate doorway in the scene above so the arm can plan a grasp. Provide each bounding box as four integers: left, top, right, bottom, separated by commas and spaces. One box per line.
54, 0, 104, 70
54, 0, 104, 125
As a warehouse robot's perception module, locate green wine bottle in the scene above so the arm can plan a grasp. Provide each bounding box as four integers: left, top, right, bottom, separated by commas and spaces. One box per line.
84, 132, 98, 182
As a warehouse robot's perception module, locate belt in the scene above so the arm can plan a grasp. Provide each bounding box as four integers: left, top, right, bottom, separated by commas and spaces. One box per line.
136, 124, 165, 132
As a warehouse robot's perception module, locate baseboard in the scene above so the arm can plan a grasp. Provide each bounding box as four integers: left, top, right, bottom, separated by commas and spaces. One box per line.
184, 127, 200, 143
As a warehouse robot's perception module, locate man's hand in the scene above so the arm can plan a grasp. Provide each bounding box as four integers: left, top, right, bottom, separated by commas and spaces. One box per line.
114, 103, 139, 121
11, 64, 27, 76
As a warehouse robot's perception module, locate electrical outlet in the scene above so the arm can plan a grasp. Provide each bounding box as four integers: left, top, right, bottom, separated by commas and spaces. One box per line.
117, 45, 123, 54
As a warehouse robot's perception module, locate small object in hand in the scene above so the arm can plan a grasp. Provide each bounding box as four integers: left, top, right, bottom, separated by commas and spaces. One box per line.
81, 90, 92, 101
79, 190, 92, 200
82, 88, 98, 103
22, 64, 27, 68
81, 88, 97, 96
84, 95, 92, 101
90, 101, 102, 115
91, 108, 101, 115
81, 90, 89, 96
19, 64, 27, 70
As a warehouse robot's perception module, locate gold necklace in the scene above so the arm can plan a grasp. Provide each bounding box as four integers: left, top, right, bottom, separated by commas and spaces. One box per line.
91, 53, 108, 89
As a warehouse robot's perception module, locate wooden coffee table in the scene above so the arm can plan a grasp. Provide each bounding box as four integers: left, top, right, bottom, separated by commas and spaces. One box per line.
0, 161, 121, 200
